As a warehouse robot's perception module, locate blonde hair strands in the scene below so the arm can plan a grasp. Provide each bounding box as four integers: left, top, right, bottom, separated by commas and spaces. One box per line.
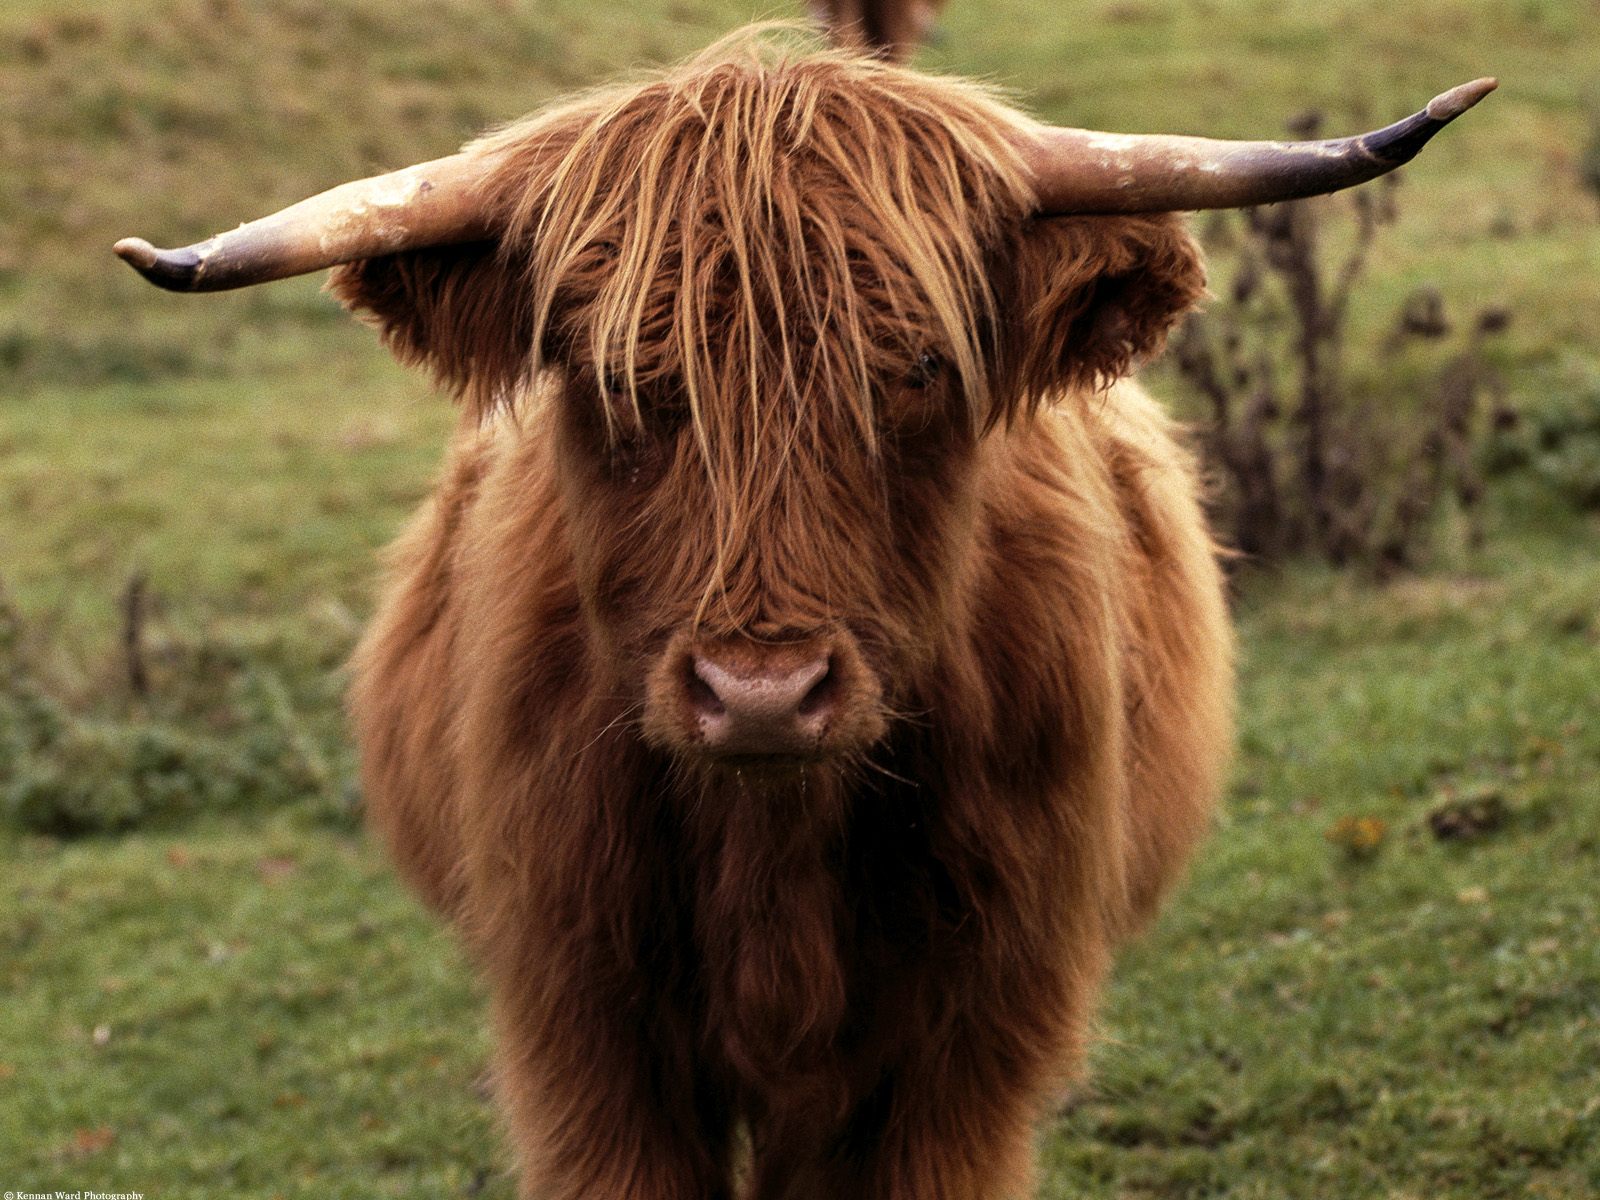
447, 29, 1037, 614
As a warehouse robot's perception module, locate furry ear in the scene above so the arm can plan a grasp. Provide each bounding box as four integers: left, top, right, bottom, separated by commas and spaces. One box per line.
328, 242, 533, 418
994, 213, 1205, 405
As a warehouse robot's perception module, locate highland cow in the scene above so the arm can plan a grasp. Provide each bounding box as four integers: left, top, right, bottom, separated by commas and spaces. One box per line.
115, 30, 1492, 1200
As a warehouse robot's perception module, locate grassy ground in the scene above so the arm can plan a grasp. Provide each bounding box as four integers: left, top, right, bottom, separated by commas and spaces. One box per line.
2, 0, 1597, 1196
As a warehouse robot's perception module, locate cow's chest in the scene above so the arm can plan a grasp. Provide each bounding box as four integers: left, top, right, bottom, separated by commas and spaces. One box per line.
687, 777, 972, 1094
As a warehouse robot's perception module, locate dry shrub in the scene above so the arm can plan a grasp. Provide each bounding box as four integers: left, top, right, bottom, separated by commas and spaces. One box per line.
1172, 114, 1511, 574
1485, 360, 1600, 511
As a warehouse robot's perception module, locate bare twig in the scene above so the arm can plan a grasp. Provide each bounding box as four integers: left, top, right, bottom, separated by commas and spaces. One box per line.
121, 571, 151, 699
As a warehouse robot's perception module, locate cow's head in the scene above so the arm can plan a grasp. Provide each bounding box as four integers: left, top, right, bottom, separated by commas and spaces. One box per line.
114, 32, 1491, 776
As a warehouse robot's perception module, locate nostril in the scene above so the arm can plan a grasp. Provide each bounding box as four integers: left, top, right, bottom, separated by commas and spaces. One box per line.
686, 659, 726, 717
797, 658, 837, 718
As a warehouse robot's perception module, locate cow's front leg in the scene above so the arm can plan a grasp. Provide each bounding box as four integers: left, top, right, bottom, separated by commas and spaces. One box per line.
748, 1006, 1087, 1200
488, 978, 735, 1200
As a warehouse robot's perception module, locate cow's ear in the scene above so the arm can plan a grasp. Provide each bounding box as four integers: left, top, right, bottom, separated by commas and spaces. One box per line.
994, 213, 1205, 403
328, 242, 532, 417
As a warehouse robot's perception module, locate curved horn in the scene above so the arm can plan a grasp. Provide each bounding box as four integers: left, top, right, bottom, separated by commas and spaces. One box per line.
113, 151, 497, 292
1020, 77, 1497, 215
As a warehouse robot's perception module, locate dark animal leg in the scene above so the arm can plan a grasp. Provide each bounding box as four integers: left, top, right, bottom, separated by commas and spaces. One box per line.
745, 1040, 1049, 1200
490, 984, 736, 1200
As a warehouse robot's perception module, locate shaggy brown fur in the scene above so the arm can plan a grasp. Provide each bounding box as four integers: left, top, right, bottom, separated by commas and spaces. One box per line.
337, 29, 1232, 1200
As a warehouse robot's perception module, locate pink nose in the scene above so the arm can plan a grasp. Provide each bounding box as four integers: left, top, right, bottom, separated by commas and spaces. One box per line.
688, 649, 837, 757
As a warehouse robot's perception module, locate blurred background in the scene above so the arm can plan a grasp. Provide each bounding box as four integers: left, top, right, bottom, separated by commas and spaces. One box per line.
1, 0, 1596, 1195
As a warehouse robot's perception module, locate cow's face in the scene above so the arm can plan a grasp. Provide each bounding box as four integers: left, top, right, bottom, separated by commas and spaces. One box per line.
331, 47, 1203, 776
547, 290, 981, 773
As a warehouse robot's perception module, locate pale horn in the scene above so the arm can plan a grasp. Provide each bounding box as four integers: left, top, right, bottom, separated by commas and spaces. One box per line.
1020, 77, 1497, 215
112, 151, 496, 292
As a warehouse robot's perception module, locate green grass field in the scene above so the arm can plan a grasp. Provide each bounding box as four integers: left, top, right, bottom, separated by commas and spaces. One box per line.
2, 1, 1598, 1196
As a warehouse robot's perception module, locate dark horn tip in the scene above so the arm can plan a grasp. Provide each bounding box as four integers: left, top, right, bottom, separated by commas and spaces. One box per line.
113, 236, 206, 291
1426, 77, 1498, 122
1366, 77, 1497, 168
